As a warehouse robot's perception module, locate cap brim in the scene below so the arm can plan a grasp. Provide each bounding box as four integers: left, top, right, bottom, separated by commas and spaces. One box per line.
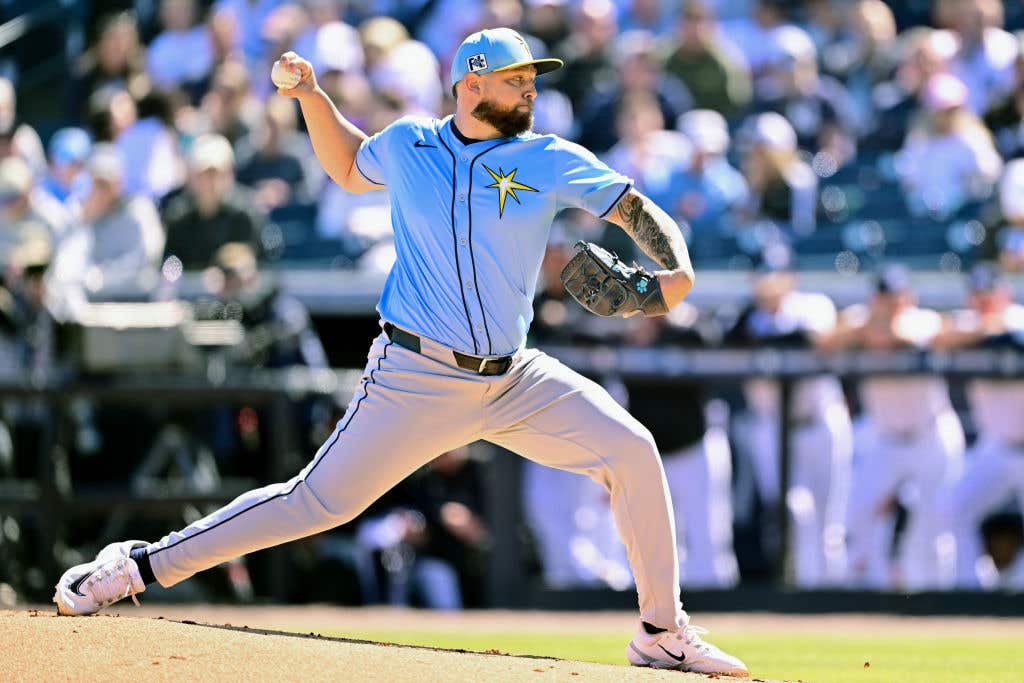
492, 58, 563, 76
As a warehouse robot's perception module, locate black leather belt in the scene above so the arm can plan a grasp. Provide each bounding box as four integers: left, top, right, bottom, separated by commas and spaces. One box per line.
383, 323, 513, 376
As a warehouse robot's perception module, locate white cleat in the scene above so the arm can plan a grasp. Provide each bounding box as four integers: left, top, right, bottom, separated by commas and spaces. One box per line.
53, 540, 148, 616
626, 622, 749, 677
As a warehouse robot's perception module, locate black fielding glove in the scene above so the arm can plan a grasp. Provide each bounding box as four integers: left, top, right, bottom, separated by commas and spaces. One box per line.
559, 241, 669, 318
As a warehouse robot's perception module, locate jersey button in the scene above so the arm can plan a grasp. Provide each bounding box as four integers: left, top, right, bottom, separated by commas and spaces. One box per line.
461, 154, 469, 162
465, 282, 473, 290
459, 238, 467, 246
457, 193, 466, 202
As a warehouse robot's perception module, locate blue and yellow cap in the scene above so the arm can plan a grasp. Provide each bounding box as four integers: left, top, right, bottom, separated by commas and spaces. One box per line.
450, 28, 563, 87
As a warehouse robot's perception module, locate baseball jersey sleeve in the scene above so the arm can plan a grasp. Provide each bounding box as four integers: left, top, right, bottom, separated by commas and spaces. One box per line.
554, 139, 634, 219
354, 117, 425, 187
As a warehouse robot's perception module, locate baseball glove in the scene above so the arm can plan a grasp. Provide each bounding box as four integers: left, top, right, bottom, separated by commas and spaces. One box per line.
560, 241, 669, 318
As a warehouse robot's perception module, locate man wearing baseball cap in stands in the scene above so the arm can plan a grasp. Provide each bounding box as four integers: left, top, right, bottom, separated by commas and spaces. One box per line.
162, 134, 267, 271
39, 127, 92, 205
47, 145, 165, 317
936, 264, 1024, 590
826, 265, 965, 590
673, 109, 749, 237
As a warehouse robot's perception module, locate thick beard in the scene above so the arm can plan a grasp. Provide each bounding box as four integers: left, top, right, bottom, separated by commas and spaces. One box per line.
471, 98, 533, 137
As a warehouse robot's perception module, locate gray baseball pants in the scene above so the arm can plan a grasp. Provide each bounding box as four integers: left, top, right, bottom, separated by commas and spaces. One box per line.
146, 327, 686, 630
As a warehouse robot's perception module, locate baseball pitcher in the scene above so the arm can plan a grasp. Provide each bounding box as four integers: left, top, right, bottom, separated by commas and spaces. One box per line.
53, 29, 747, 677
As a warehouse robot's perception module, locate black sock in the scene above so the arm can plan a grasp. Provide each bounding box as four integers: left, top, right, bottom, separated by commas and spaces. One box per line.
129, 546, 157, 586
642, 621, 667, 635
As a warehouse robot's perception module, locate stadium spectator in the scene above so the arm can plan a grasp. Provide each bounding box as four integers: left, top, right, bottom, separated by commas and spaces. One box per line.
827, 266, 964, 590
39, 128, 92, 205
69, 12, 146, 124
576, 29, 692, 153
162, 134, 266, 271
49, 145, 165, 316
983, 46, 1024, 159
236, 97, 315, 211
355, 446, 491, 609
672, 109, 749, 235
146, 0, 216, 95
737, 112, 818, 235
0, 78, 46, 175
663, 0, 752, 116
370, 39, 444, 118
523, 0, 571, 52
870, 27, 956, 151
547, 0, 618, 109
618, 0, 677, 36
817, 0, 899, 143
213, 0, 285, 68
946, 0, 1018, 115
983, 159, 1024, 272
115, 89, 186, 202
754, 23, 861, 167
726, 245, 852, 588
0, 157, 67, 271
602, 94, 692, 218
719, 0, 794, 96
200, 59, 261, 147
935, 264, 1024, 590
294, 10, 364, 80
200, 242, 326, 370
895, 72, 1002, 218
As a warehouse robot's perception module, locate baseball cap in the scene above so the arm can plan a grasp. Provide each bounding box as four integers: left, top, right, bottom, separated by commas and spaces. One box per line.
922, 73, 967, 111
677, 109, 729, 155
86, 143, 124, 183
744, 112, 797, 153
189, 134, 234, 172
48, 127, 92, 166
450, 28, 563, 87
0, 156, 33, 200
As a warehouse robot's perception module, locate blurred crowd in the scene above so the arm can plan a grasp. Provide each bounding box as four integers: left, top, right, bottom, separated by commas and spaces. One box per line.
3, 0, 1024, 604
5, 0, 1024, 291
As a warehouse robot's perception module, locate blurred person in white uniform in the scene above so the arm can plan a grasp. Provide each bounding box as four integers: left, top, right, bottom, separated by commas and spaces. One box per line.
725, 243, 852, 587
623, 308, 739, 588
935, 264, 1024, 590
828, 265, 964, 590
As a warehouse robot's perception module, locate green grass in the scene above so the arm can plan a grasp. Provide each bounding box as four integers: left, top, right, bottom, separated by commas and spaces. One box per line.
315, 627, 1024, 683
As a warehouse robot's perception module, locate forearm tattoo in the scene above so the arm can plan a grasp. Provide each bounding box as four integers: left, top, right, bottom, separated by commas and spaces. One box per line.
615, 193, 692, 276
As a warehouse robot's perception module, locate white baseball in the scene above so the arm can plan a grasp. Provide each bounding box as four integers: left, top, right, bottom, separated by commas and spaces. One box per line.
271, 61, 302, 89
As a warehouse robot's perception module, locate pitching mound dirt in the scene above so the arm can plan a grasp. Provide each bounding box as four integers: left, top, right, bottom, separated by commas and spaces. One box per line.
1, 609, 772, 682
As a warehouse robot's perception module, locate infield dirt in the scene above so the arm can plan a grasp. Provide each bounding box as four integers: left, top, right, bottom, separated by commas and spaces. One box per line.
2, 607, 785, 682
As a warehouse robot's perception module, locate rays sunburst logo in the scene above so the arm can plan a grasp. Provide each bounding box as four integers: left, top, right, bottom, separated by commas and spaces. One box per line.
482, 164, 538, 218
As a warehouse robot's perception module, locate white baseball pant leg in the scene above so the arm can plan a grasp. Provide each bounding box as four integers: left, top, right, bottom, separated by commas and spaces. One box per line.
662, 427, 739, 588
146, 334, 483, 586
746, 404, 852, 587
947, 437, 1024, 588
485, 349, 685, 630
846, 411, 964, 590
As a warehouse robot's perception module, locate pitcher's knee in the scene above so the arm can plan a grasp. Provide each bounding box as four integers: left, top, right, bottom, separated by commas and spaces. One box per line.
604, 426, 662, 477
302, 477, 374, 525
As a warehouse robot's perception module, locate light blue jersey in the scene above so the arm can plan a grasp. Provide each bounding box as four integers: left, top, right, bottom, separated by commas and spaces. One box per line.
356, 115, 633, 356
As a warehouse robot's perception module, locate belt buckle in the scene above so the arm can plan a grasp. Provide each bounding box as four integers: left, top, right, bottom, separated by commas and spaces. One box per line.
478, 357, 493, 374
